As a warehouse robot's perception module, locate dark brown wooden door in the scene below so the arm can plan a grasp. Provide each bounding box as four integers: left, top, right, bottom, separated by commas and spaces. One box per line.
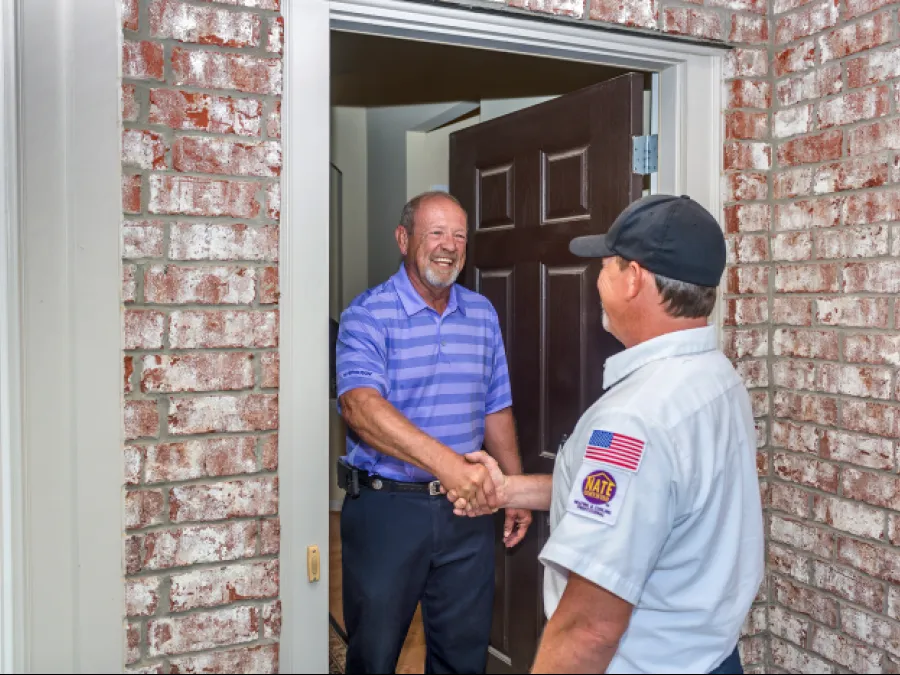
449, 72, 644, 674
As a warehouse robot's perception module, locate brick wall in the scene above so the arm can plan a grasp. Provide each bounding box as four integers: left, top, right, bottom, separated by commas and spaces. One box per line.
121, 0, 282, 672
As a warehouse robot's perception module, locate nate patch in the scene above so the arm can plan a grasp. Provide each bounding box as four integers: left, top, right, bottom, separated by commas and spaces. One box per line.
566, 463, 632, 526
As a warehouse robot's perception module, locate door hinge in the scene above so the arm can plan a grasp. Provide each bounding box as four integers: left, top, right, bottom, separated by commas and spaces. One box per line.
632, 134, 658, 175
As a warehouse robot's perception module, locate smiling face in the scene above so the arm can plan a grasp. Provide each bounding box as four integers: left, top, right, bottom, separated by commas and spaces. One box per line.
397, 195, 468, 292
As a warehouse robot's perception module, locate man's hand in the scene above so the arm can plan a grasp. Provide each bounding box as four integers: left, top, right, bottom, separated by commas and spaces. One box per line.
503, 508, 532, 548
434, 452, 498, 511
445, 451, 508, 515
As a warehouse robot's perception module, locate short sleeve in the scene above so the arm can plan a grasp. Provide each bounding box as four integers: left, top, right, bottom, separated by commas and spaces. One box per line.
485, 310, 512, 414
335, 305, 389, 400
539, 411, 674, 605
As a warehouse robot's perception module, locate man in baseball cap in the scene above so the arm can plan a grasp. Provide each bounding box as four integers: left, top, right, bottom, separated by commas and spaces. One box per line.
446, 195, 763, 674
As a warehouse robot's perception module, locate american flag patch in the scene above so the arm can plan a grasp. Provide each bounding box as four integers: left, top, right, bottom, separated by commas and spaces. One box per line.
585, 429, 645, 472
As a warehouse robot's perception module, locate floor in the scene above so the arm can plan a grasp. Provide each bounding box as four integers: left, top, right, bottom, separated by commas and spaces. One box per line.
330, 511, 427, 674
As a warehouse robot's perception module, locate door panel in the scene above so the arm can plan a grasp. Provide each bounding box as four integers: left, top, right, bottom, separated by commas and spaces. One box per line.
450, 72, 644, 673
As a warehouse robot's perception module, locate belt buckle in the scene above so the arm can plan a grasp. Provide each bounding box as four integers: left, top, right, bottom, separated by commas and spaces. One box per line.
428, 480, 442, 497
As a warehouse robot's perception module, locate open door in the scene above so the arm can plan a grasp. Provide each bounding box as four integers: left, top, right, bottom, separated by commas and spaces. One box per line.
450, 72, 645, 673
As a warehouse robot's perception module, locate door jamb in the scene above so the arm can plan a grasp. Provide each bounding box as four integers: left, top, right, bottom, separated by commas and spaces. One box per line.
281, 1, 726, 671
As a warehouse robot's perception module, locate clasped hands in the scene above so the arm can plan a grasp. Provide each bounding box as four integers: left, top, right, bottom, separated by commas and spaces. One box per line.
438, 451, 531, 548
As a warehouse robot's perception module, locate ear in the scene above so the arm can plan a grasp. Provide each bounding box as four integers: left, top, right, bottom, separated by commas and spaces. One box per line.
625, 260, 645, 301
395, 225, 409, 256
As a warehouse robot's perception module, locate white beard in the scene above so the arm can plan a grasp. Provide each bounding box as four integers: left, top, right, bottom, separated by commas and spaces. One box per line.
425, 263, 461, 288
602, 308, 611, 333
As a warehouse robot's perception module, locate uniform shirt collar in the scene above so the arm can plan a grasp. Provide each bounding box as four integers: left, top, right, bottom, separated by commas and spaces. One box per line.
393, 264, 465, 318
603, 325, 717, 389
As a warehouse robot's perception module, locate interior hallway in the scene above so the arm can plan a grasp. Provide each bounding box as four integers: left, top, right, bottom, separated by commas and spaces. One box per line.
330, 512, 427, 674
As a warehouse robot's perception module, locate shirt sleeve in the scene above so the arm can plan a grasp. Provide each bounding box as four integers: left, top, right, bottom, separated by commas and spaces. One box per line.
485, 309, 513, 414
335, 304, 389, 400
539, 410, 675, 606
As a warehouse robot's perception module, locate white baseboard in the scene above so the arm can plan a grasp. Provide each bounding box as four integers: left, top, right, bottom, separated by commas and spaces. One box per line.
329, 499, 343, 512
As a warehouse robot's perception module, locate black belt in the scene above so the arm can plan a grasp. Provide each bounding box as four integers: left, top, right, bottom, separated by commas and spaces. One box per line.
358, 471, 443, 496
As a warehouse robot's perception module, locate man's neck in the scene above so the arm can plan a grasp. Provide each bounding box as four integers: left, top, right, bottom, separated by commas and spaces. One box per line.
405, 264, 452, 314
620, 316, 708, 349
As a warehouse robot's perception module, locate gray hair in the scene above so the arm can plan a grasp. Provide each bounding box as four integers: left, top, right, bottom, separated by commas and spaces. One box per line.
399, 191, 466, 234
653, 273, 717, 319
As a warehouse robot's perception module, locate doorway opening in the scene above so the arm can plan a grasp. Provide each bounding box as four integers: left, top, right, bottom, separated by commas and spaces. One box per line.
326, 29, 655, 674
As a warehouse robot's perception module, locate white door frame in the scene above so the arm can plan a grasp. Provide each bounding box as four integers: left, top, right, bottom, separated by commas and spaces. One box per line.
281, 0, 726, 671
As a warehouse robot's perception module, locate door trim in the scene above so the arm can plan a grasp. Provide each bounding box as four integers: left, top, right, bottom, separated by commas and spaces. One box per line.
282, 1, 726, 670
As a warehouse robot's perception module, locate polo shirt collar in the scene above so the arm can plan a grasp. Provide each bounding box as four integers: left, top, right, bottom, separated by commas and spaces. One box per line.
393, 264, 466, 318
603, 325, 717, 389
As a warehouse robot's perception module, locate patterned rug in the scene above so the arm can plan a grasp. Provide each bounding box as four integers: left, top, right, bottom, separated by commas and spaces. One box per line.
329, 616, 348, 674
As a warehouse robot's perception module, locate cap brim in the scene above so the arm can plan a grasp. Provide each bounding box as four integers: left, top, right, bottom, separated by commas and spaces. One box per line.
569, 234, 614, 258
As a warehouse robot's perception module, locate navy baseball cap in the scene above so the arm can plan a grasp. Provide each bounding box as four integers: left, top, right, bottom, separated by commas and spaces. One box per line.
569, 194, 726, 287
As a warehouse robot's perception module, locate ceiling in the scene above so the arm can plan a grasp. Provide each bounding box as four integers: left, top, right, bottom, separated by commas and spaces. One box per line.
331, 30, 649, 107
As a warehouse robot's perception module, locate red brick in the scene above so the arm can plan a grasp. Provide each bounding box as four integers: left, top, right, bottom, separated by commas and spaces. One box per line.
891, 583, 900, 616
126, 576, 161, 617
777, 64, 842, 107
773, 104, 812, 139
849, 118, 900, 156
818, 85, 890, 129
772, 420, 820, 453
769, 542, 811, 583
198, 0, 279, 8
726, 48, 768, 78
771, 637, 833, 672
812, 496, 887, 543
844, 188, 900, 225
588, 0, 656, 28
147, 605, 260, 656
726, 111, 768, 140
775, 0, 838, 44
261, 434, 277, 471
776, 129, 842, 167
123, 174, 142, 214
149, 89, 262, 137
168, 394, 278, 434
771, 232, 812, 261
125, 355, 137, 393
260, 518, 279, 555
773, 0, 813, 13
774, 167, 812, 199
750, 390, 769, 418
772, 574, 839, 625
724, 142, 771, 170
817, 296, 889, 328
125, 310, 165, 350
735, 359, 768, 389
772, 297, 812, 325
821, 430, 894, 471
150, 0, 261, 48
774, 41, 815, 77
773, 451, 838, 491
775, 197, 841, 230
145, 265, 256, 304
848, 46, 900, 89
123, 129, 167, 171
124, 445, 143, 485
772, 328, 838, 359
261, 352, 279, 388
843, 467, 900, 511
123, 0, 139, 31
843, 400, 900, 437
173, 137, 281, 177
838, 537, 900, 584
266, 16, 283, 54
127, 622, 140, 664
844, 260, 900, 293
772, 360, 816, 390
814, 156, 889, 195
726, 235, 768, 263
844, 333, 900, 365
123, 220, 165, 259
723, 328, 768, 359
774, 264, 839, 293
169, 309, 278, 349
262, 600, 281, 639
125, 536, 143, 575
123, 84, 139, 122
820, 362, 892, 399
725, 298, 768, 326
774, 391, 838, 425
725, 203, 770, 233
169, 476, 277, 522
139, 521, 258, 571
893, 224, 900, 257
123, 40, 165, 81
260, 266, 279, 304
123, 265, 137, 304
730, 14, 768, 43
266, 182, 280, 220
142, 353, 255, 393
125, 400, 160, 441
266, 101, 281, 138
509, 0, 586, 17
820, 11, 893, 62
739, 636, 766, 667
126, 489, 166, 529
169, 644, 278, 674
770, 482, 811, 515
845, 0, 896, 18
145, 437, 258, 483
816, 225, 889, 259
811, 626, 888, 673
170, 560, 278, 612
840, 606, 900, 658
172, 47, 282, 96
148, 175, 261, 218
707, 0, 766, 12
726, 266, 769, 294
768, 605, 810, 645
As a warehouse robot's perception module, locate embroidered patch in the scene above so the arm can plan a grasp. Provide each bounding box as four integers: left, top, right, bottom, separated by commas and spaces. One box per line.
341, 369, 374, 378
584, 429, 645, 473
566, 462, 632, 526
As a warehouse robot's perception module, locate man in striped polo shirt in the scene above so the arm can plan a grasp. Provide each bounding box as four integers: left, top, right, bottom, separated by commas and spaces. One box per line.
336, 191, 529, 674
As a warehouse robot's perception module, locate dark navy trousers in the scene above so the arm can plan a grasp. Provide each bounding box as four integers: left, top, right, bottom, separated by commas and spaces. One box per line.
341, 487, 495, 674
709, 646, 743, 674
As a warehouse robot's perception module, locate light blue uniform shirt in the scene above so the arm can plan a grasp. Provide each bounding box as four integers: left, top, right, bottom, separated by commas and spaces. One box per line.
336, 265, 513, 482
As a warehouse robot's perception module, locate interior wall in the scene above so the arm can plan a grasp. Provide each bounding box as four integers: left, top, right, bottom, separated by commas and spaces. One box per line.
406, 114, 482, 199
